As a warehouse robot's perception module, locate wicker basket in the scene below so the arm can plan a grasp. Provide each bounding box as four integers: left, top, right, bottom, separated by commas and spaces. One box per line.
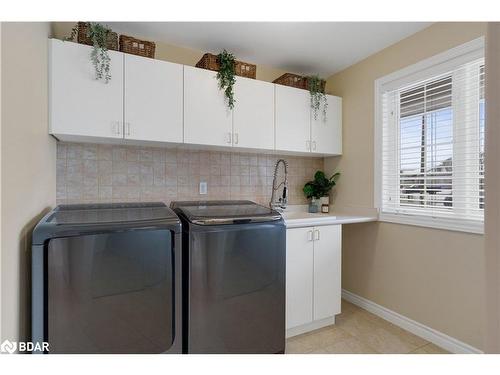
273, 73, 326, 92
273, 73, 308, 90
119, 35, 156, 58
76, 22, 118, 51
196, 53, 256, 79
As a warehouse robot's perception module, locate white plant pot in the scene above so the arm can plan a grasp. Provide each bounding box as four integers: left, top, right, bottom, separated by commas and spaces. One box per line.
320, 196, 330, 205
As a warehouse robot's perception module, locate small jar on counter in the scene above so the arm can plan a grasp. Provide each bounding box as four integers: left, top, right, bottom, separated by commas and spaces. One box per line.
321, 203, 329, 213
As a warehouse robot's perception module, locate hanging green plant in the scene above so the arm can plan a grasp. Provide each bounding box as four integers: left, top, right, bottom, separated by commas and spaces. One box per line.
307, 75, 328, 121
66, 22, 113, 83
216, 50, 236, 109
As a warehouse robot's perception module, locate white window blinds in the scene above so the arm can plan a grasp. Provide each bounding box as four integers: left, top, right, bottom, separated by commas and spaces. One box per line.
380, 58, 485, 223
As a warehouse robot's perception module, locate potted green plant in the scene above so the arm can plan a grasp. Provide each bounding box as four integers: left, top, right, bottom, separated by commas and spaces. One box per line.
307, 75, 328, 121
66, 22, 114, 83
303, 170, 340, 213
216, 49, 236, 109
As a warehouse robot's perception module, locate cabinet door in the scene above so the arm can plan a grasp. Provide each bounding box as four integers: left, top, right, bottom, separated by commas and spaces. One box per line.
313, 225, 342, 320
124, 54, 183, 143
286, 227, 314, 329
184, 66, 233, 147
275, 84, 311, 153
311, 95, 342, 155
232, 76, 275, 150
49, 39, 124, 139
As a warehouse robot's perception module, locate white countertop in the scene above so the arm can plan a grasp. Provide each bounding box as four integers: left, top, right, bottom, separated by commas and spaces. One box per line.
280, 206, 378, 228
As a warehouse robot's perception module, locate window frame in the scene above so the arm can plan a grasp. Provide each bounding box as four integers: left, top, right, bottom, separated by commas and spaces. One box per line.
374, 37, 485, 234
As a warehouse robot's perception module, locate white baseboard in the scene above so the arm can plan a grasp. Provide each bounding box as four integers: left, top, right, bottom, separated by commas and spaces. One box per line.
286, 316, 335, 339
342, 289, 483, 354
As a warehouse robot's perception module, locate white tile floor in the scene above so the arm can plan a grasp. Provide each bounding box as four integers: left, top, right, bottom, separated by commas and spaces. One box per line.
285, 300, 449, 354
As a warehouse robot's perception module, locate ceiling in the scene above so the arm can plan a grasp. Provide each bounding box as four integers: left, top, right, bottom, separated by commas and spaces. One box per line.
108, 22, 432, 77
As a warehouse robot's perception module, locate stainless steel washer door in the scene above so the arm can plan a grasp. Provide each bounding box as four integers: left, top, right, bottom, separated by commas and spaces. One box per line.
187, 221, 286, 353
47, 229, 175, 353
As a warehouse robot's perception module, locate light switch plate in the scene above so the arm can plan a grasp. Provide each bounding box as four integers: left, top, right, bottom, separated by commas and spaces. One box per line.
199, 181, 208, 195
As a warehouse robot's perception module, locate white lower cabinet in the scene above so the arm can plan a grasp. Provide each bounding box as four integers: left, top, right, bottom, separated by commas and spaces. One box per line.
286, 225, 342, 337
312, 225, 342, 320
286, 227, 314, 329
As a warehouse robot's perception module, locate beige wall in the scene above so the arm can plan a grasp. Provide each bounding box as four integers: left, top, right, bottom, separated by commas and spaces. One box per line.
325, 22, 487, 349
484, 23, 500, 353
51, 22, 289, 83
1, 22, 56, 342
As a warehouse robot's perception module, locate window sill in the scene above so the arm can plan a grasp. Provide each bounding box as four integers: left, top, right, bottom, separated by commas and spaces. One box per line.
379, 212, 484, 234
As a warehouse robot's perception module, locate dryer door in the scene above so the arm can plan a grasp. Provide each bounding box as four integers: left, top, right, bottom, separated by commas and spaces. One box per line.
188, 221, 286, 353
46, 229, 175, 353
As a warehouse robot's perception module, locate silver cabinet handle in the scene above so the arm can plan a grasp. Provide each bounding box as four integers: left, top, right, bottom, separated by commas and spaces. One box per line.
227, 132, 232, 144
125, 122, 131, 136
234, 133, 239, 145
306, 140, 311, 151
312, 141, 317, 151
307, 230, 313, 242
314, 229, 320, 241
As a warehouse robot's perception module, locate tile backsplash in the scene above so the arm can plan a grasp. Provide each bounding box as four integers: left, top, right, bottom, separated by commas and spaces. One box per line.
56, 142, 324, 206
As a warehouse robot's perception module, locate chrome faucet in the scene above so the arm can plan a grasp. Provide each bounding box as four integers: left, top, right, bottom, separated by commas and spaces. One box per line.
269, 159, 289, 210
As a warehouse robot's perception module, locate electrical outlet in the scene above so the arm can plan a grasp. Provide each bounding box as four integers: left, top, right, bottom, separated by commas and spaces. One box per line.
199, 181, 208, 195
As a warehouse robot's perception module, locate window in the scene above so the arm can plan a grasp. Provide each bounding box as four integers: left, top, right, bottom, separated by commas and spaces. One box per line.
375, 38, 485, 233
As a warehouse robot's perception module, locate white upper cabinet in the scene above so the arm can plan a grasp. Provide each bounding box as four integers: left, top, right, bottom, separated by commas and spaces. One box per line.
49, 39, 124, 139
49, 39, 342, 154
183, 66, 233, 147
311, 95, 342, 155
124, 54, 183, 143
275, 83, 343, 155
275, 84, 311, 153
233, 76, 275, 150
